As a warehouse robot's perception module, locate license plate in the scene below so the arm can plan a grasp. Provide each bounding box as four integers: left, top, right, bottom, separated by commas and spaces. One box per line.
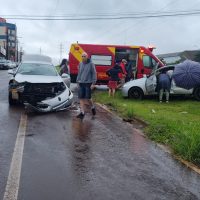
12, 89, 19, 100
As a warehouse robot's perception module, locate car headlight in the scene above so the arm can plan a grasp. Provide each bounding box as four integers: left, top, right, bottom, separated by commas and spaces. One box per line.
9, 80, 19, 89
17, 85, 25, 93
10, 80, 25, 92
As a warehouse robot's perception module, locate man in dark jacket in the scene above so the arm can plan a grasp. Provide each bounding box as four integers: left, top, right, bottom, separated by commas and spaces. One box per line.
76, 52, 97, 119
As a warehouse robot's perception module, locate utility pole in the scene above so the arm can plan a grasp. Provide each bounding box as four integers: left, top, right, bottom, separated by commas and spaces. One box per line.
20, 46, 23, 62
59, 43, 63, 63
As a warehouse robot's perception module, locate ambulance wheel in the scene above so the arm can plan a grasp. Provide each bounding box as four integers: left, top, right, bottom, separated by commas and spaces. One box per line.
128, 87, 144, 99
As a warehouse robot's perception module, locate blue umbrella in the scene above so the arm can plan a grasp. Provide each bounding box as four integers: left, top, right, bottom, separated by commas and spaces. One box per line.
172, 60, 200, 89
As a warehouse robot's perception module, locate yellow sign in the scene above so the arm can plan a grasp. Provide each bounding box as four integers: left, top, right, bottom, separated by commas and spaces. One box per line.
70, 44, 85, 63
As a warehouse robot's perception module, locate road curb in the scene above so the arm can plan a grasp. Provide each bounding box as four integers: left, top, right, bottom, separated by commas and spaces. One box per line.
96, 102, 200, 176
96, 102, 149, 126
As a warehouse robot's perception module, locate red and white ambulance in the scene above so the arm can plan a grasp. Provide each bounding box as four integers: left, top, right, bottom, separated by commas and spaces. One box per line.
68, 43, 164, 84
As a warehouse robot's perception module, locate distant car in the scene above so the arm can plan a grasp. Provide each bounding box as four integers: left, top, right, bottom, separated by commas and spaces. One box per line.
0, 59, 9, 70
8, 55, 73, 112
7, 60, 17, 69
122, 66, 200, 101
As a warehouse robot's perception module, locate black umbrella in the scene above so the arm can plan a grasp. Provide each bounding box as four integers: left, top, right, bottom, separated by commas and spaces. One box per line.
172, 60, 200, 89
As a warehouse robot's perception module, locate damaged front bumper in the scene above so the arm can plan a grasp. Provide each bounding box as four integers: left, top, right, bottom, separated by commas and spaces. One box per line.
9, 81, 73, 112
24, 89, 73, 112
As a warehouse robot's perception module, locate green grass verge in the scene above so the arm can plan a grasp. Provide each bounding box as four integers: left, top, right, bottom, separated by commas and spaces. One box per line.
55, 65, 60, 73
93, 91, 200, 165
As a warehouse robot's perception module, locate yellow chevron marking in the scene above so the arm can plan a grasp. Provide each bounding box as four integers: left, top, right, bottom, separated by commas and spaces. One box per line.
107, 47, 115, 55
70, 44, 85, 63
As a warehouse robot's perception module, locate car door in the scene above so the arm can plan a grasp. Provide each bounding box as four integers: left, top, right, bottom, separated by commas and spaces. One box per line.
145, 73, 157, 94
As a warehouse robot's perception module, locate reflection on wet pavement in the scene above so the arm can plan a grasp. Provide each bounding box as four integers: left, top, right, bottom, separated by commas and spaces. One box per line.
67, 109, 200, 199
71, 119, 93, 184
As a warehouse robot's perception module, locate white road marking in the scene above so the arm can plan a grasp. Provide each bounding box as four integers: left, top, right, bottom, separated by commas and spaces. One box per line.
3, 114, 27, 200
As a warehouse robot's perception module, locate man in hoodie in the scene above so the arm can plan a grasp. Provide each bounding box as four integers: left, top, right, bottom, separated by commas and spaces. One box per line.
76, 52, 97, 119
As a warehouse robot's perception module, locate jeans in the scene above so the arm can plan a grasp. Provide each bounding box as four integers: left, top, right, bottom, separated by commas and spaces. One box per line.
159, 89, 169, 101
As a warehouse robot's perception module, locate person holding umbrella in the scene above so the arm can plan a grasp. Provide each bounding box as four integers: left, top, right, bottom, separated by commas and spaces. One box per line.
172, 60, 200, 90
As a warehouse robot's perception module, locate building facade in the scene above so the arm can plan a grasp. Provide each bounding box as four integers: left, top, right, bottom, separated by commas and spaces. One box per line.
0, 17, 17, 61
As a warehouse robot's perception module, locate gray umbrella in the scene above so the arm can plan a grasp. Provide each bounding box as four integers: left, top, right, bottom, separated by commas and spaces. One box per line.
172, 60, 200, 89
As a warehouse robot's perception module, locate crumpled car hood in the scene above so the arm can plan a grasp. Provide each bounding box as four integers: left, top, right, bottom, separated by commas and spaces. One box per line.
15, 74, 63, 83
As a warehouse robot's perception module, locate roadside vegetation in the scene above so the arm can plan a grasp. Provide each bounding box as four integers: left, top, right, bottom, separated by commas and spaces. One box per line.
55, 65, 60, 73
94, 91, 200, 166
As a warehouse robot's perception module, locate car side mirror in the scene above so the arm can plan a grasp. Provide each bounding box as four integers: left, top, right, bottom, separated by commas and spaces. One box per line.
61, 73, 70, 79
8, 69, 14, 75
143, 74, 147, 78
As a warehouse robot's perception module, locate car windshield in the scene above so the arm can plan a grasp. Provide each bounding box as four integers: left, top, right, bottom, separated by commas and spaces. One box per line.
17, 63, 57, 76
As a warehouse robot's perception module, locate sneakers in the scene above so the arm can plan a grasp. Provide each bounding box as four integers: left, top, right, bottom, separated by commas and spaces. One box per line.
77, 108, 96, 119
76, 112, 85, 119
91, 107, 96, 116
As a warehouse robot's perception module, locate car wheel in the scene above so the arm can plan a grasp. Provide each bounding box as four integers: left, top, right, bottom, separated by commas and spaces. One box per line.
128, 87, 144, 99
9, 91, 17, 105
194, 87, 200, 101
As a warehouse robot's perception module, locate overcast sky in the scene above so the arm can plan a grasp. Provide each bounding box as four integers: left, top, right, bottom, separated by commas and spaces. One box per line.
1, 0, 200, 64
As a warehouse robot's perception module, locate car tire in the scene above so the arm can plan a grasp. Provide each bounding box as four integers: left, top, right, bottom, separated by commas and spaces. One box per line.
194, 87, 200, 101
9, 92, 17, 105
128, 87, 144, 99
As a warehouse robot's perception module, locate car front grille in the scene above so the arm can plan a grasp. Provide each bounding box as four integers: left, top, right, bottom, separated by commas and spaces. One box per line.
22, 83, 66, 105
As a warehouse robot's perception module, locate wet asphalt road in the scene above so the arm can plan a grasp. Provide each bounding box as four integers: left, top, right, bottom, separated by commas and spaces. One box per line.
0, 70, 200, 200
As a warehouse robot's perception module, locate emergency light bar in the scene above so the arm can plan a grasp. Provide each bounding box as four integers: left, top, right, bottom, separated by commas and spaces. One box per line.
148, 45, 156, 52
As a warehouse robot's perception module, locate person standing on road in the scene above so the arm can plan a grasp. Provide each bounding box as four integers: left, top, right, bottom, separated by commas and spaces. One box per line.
76, 52, 97, 119
106, 63, 122, 97
158, 71, 171, 103
59, 58, 69, 75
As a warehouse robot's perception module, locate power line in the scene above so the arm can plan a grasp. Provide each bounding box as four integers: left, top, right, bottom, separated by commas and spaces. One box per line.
2, 9, 200, 18
3, 10, 200, 20
94, 0, 180, 43
95, 0, 181, 43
